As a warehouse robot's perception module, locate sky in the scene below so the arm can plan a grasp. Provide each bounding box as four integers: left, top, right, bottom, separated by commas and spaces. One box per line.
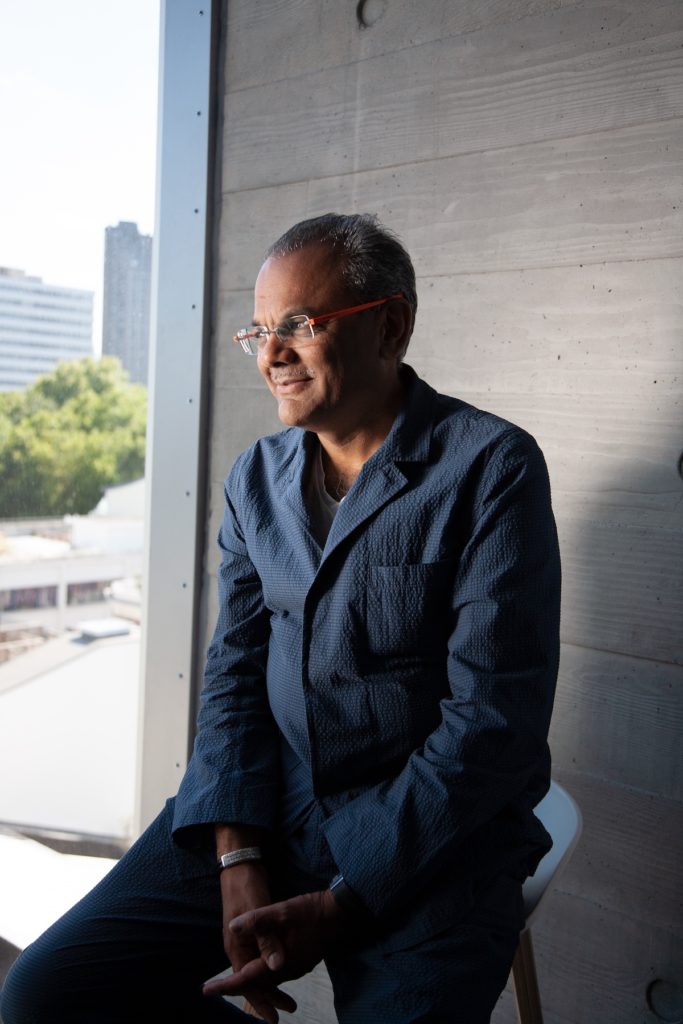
0, 1, 160, 352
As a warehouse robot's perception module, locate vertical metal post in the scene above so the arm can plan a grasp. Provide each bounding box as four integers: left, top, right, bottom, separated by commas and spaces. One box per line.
134, 0, 218, 834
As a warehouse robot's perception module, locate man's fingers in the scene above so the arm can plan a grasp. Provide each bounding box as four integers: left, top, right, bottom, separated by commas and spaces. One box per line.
243, 988, 297, 1024
230, 907, 286, 972
229, 905, 276, 935
227, 932, 261, 967
204, 955, 273, 994
252, 986, 297, 1014
229, 956, 273, 989
257, 932, 286, 972
243, 993, 279, 1024
203, 967, 297, 1015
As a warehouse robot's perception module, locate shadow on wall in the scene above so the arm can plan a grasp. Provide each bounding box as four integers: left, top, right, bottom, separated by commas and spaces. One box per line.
547, 444, 683, 1020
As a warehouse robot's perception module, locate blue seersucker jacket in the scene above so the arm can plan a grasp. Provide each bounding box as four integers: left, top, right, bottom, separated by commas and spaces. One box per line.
173, 365, 561, 951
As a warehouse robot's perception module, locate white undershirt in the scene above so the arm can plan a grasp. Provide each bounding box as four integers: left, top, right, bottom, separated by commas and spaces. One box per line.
306, 443, 342, 545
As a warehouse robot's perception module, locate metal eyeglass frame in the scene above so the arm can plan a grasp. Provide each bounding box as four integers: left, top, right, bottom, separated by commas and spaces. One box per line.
232, 292, 405, 355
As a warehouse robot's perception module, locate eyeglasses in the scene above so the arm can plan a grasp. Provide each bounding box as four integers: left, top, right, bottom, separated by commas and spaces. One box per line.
232, 293, 404, 355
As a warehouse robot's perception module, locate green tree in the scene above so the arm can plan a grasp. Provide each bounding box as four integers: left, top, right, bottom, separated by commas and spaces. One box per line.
0, 357, 147, 517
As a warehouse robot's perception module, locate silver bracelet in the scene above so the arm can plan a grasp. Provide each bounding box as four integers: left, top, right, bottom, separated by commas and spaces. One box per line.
218, 846, 263, 871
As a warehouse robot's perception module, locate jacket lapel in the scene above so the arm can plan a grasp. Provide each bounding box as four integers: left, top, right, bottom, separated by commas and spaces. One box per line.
278, 432, 325, 575
319, 365, 437, 568
320, 460, 410, 564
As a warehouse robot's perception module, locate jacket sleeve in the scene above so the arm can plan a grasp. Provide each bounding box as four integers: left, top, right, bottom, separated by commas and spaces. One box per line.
321, 429, 561, 919
172, 462, 280, 841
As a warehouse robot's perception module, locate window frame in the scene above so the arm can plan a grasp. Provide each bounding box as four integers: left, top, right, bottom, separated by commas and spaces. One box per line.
134, 0, 219, 834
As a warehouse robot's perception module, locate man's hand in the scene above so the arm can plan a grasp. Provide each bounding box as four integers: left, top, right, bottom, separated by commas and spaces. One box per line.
203, 890, 350, 1003
217, 861, 297, 1023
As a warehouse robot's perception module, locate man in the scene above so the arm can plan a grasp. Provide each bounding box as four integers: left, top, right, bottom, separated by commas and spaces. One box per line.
1, 214, 560, 1024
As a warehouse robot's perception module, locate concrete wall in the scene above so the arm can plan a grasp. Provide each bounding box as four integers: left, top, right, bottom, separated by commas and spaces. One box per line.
200, 2, 683, 1020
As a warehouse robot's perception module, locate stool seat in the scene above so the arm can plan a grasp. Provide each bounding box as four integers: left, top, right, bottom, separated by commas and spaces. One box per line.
512, 780, 582, 1024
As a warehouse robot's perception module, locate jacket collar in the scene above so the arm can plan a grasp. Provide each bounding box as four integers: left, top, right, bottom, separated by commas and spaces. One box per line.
294, 364, 438, 565
282, 363, 436, 493
372, 363, 436, 466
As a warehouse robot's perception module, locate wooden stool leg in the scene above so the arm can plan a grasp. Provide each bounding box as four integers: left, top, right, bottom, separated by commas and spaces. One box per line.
511, 929, 544, 1024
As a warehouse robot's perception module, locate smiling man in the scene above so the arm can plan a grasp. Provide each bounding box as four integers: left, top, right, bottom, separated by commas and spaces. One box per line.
1, 214, 561, 1024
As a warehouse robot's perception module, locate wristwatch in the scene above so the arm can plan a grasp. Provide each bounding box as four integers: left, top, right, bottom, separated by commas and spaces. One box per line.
328, 873, 369, 920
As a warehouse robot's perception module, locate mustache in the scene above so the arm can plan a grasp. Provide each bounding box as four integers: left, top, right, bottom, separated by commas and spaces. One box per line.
269, 369, 312, 382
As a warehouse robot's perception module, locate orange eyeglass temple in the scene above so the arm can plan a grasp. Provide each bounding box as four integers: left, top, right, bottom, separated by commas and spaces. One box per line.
307, 292, 405, 326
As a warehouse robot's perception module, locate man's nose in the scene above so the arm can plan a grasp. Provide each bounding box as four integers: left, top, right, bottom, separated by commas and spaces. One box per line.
257, 330, 296, 364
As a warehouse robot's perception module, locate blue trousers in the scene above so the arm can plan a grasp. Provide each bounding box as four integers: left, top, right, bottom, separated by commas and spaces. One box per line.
1, 800, 524, 1024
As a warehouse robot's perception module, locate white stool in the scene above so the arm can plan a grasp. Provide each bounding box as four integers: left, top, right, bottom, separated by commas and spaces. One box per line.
243, 780, 583, 1022
512, 781, 583, 1024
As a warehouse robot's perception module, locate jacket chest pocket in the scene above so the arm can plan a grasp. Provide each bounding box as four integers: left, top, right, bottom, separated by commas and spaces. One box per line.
365, 561, 452, 657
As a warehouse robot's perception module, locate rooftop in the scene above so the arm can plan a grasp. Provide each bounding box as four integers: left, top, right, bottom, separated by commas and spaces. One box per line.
0, 625, 142, 988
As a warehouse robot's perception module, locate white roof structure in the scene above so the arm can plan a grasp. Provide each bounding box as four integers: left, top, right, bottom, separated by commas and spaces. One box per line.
0, 629, 141, 958
0, 631, 140, 838
91, 477, 145, 519
0, 831, 117, 950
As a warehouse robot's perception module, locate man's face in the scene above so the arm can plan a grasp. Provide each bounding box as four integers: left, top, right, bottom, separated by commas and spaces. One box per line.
253, 245, 393, 435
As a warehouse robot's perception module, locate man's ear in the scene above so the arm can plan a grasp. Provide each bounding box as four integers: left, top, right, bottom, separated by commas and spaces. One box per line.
379, 298, 413, 361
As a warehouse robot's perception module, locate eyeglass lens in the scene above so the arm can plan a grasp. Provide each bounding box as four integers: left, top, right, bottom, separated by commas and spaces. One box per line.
239, 316, 315, 354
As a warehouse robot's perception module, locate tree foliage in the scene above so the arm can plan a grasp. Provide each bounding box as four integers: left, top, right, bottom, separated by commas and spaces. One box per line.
0, 357, 147, 517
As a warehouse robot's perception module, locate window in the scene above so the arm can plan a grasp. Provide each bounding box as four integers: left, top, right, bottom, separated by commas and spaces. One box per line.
0, 0, 169, 959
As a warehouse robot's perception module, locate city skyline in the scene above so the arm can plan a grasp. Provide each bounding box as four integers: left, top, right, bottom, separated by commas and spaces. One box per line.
102, 222, 152, 385
0, 268, 93, 392
0, 1, 159, 354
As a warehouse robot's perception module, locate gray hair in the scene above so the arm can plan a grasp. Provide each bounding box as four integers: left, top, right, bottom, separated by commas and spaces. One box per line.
264, 213, 417, 344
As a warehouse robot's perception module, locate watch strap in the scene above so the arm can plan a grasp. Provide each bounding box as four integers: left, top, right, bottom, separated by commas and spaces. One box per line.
329, 873, 369, 920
